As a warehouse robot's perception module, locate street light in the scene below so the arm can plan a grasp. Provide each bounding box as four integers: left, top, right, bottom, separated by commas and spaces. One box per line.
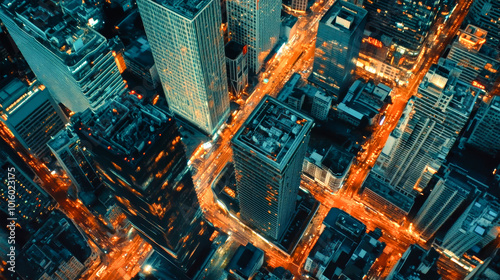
144, 264, 153, 274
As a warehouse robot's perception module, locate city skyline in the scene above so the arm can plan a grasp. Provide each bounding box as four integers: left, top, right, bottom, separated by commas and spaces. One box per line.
1, 0, 500, 279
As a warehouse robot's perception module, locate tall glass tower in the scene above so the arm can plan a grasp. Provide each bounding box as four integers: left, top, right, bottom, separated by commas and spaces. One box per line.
226, 0, 281, 74
137, 0, 230, 135
73, 95, 215, 278
0, 0, 126, 113
310, 0, 367, 99
232, 96, 314, 240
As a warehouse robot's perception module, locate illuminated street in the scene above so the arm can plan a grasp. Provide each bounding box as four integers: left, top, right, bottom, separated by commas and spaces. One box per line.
189, 0, 476, 278
0, 0, 496, 278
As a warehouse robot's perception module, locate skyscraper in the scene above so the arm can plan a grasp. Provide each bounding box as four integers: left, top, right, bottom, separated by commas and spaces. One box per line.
371, 58, 477, 196
363, 0, 441, 71
446, 25, 500, 89
464, 0, 500, 50
0, 79, 66, 159
0, 0, 126, 113
226, 0, 281, 74
136, 0, 230, 135
73, 95, 215, 278
414, 165, 477, 241
232, 95, 314, 240
467, 95, 500, 156
310, 0, 367, 99
442, 194, 500, 258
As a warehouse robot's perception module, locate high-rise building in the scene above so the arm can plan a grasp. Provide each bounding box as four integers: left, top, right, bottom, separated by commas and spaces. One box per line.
227, 0, 281, 74
464, 0, 500, 50
386, 245, 440, 280
0, 0, 126, 113
446, 25, 500, 89
73, 95, 215, 278
371, 59, 477, 197
48, 128, 103, 195
232, 95, 314, 240
441, 194, 500, 258
414, 165, 477, 241
310, 0, 367, 99
362, 0, 441, 71
16, 211, 100, 280
467, 95, 500, 156
225, 41, 248, 97
0, 78, 66, 159
136, 0, 230, 135
0, 152, 55, 231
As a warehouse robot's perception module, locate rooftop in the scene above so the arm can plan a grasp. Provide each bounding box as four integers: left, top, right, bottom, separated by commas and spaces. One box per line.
47, 128, 76, 152
0, 78, 28, 109
225, 41, 246, 60
150, 0, 213, 19
323, 208, 366, 240
322, 0, 367, 31
232, 95, 314, 168
421, 59, 477, 114
18, 211, 92, 280
364, 174, 414, 212
73, 95, 171, 159
124, 36, 155, 67
396, 245, 440, 279
226, 243, 264, 278
1, 0, 105, 66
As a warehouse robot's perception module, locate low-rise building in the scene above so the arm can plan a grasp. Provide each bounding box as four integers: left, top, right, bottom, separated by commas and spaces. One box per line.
226, 243, 265, 280
124, 36, 160, 88
303, 146, 354, 193
360, 173, 414, 223
337, 80, 391, 127
386, 244, 440, 280
16, 211, 100, 280
304, 208, 384, 280
311, 90, 333, 121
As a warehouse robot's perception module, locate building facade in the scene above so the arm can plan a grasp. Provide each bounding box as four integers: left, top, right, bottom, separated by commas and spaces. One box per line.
48, 128, 103, 195
0, 79, 66, 159
137, 0, 230, 135
413, 165, 476, 241
232, 95, 314, 240
446, 25, 500, 90
303, 146, 354, 193
0, 152, 55, 231
372, 59, 476, 197
464, 0, 500, 50
73, 95, 215, 278
311, 90, 333, 121
226, 0, 281, 74
0, 0, 126, 113
442, 194, 500, 258
467, 95, 500, 156
310, 1, 367, 98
